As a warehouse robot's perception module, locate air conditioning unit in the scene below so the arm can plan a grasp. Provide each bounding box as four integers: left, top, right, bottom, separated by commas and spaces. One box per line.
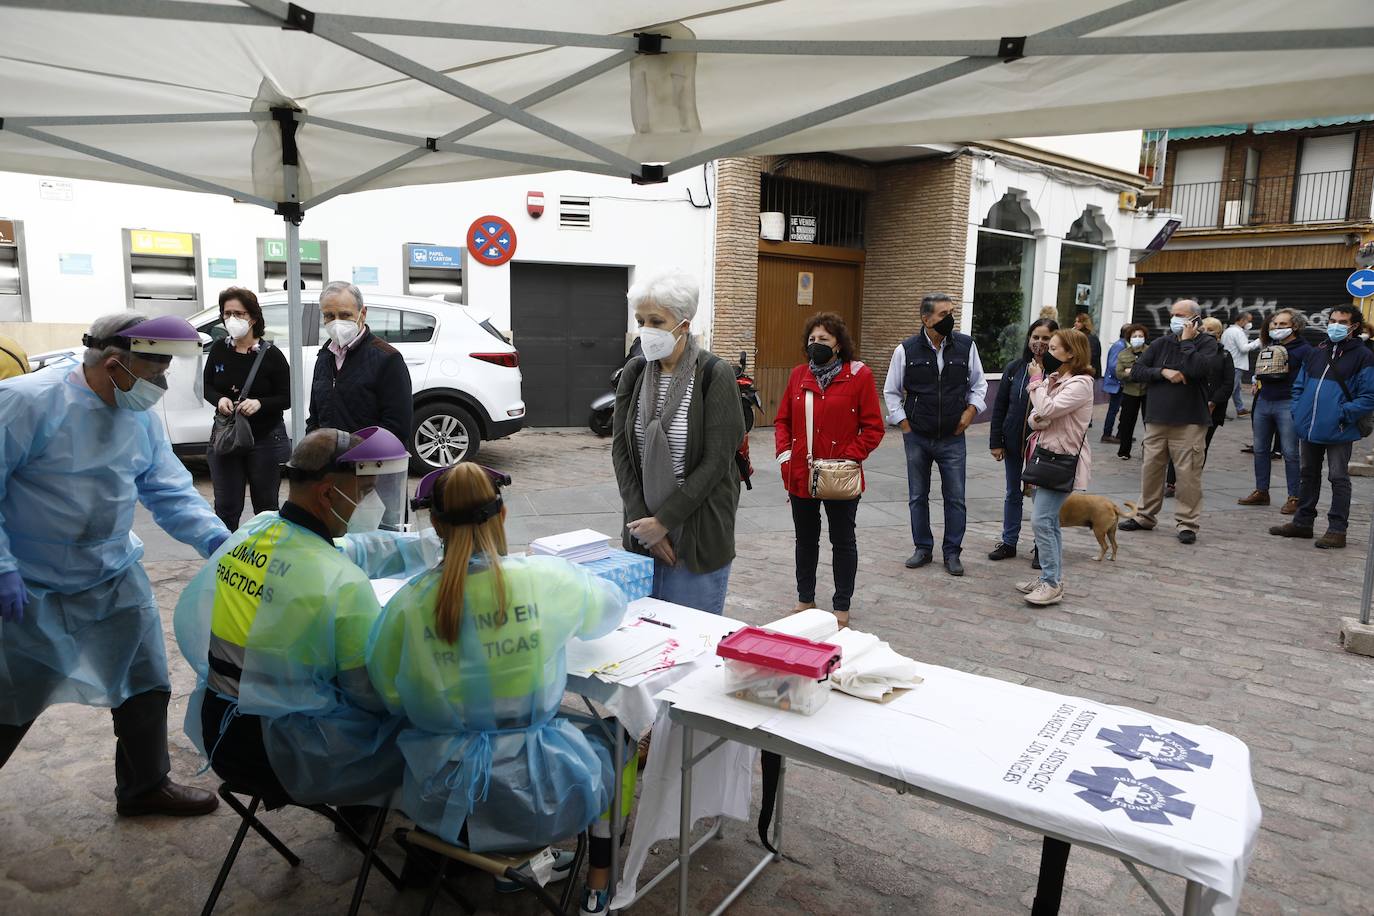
1118, 190, 1138, 211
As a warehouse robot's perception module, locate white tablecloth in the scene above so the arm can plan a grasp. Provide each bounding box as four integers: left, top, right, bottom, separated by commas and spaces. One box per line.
658, 662, 1260, 916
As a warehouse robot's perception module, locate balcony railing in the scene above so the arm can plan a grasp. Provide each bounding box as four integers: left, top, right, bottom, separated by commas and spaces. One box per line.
1158, 168, 1373, 229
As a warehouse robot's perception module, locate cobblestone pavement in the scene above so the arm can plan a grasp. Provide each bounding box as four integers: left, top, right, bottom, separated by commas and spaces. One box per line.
3, 408, 1374, 915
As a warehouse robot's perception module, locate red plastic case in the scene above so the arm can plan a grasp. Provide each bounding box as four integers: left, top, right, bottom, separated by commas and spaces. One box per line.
716, 627, 842, 715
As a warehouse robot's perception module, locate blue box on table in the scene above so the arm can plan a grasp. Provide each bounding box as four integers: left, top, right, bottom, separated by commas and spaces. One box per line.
580, 549, 654, 601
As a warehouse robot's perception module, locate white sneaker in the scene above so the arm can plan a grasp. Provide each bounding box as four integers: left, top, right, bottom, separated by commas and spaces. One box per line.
580, 887, 610, 915
1024, 581, 1064, 606
1015, 578, 1040, 594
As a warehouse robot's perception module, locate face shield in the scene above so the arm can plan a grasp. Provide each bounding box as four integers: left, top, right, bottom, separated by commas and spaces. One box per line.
283, 427, 410, 535
84, 315, 202, 411
411, 464, 511, 528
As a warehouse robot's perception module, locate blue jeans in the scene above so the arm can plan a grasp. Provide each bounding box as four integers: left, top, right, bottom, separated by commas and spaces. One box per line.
1000, 443, 1025, 547
1032, 487, 1071, 587
1232, 368, 1246, 413
1103, 391, 1122, 438
902, 431, 967, 558
1252, 397, 1299, 496
652, 560, 732, 615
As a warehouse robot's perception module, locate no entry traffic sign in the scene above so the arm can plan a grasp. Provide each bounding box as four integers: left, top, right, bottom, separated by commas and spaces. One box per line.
467, 215, 517, 267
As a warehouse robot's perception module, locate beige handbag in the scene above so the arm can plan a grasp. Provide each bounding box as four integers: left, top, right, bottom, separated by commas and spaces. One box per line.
805, 389, 862, 500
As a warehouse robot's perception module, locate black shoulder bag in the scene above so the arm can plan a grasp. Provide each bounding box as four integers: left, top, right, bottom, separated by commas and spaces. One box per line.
1020, 413, 1089, 493
210, 342, 270, 457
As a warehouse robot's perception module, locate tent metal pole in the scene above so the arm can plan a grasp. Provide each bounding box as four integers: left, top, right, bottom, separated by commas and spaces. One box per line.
436, 142, 625, 177
299, 50, 636, 210
1361, 514, 1374, 626
1, 124, 276, 208
285, 216, 304, 446
236, 0, 640, 175
0, 0, 270, 25
4, 112, 267, 128
664, 0, 1193, 173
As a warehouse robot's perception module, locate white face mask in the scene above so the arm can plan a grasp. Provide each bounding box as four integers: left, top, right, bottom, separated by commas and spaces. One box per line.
331, 486, 386, 534
638, 320, 685, 362
325, 318, 361, 348
224, 316, 251, 340
1130, 336, 1145, 348
1269, 327, 1293, 341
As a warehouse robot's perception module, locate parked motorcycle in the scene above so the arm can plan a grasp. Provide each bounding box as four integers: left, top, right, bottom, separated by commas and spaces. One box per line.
588, 346, 762, 437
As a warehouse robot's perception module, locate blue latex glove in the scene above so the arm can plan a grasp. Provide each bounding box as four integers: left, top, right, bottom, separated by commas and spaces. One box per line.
0, 570, 29, 623
208, 533, 229, 555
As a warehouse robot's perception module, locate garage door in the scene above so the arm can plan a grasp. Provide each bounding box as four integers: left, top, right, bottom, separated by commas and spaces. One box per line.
511, 263, 629, 427
1134, 269, 1352, 345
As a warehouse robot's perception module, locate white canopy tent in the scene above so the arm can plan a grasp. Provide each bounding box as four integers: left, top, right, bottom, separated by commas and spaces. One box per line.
2, 0, 1371, 448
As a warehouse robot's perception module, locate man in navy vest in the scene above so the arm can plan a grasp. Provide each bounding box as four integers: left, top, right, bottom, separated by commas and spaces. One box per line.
883, 293, 988, 576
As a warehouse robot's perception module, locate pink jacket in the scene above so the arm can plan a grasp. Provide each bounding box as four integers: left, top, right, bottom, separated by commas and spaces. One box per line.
1027, 371, 1094, 491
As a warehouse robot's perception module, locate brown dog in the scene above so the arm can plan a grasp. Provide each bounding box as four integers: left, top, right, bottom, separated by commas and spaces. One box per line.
1059, 494, 1138, 561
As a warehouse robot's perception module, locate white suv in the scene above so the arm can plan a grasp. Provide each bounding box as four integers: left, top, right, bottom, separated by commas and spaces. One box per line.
29, 292, 525, 472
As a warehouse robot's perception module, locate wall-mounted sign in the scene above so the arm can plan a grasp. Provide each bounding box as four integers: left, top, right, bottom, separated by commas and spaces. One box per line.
789, 214, 817, 244
409, 245, 462, 269
527, 191, 545, 218
40, 179, 73, 201
0, 220, 14, 246
130, 229, 194, 257
797, 271, 814, 306
59, 253, 93, 275
1145, 218, 1180, 253
208, 258, 237, 279
466, 215, 517, 267
353, 266, 379, 285
263, 238, 323, 263
1075, 284, 1093, 307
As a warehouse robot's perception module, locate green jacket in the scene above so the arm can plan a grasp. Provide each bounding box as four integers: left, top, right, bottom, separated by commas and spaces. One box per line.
1116, 346, 1146, 398
611, 349, 744, 574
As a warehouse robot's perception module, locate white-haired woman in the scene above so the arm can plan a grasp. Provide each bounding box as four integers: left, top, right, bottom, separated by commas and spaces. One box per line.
611, 270, 745, 615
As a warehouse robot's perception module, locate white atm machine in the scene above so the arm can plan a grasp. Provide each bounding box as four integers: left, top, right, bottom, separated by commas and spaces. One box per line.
122, 228, 204, 317
0, 218, 33, 321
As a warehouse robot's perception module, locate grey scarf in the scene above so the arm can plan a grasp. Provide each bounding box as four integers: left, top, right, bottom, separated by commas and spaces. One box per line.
637, 335, 700, 519
809, 358, 843, 391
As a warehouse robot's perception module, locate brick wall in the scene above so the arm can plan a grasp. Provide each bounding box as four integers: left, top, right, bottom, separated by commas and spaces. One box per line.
710, 157, 763, 364
859, 155, 973, 369
758, 155, 877, 193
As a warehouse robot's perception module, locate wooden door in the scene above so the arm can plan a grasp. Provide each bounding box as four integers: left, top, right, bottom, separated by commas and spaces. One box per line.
755, 245, 864, 421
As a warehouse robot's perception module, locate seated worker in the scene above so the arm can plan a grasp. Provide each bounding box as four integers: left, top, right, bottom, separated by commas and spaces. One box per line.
364, 463, 631, 915
173, 426, 409, 808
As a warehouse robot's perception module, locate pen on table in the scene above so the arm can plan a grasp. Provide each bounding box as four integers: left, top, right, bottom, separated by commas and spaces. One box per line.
637, 616, 675, 630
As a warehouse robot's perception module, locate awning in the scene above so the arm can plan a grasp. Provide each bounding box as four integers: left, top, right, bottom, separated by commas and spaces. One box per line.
1164, 114, 1374, 140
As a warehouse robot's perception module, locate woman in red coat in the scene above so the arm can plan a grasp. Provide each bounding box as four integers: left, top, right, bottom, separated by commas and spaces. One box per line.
774, 313, 886, 627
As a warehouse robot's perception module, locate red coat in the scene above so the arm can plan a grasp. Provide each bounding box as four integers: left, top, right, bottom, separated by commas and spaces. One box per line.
773, 360, 886, 498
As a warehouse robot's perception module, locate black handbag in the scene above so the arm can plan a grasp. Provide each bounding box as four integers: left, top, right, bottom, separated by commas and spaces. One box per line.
209, 343, 269, 457
1020, 424, 1088, 493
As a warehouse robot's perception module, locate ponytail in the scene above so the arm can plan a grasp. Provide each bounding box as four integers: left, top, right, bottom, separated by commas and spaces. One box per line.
431, 464, 508, 644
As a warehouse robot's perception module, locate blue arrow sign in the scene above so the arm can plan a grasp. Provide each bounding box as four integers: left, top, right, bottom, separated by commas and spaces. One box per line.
1348, 269, 1374, 298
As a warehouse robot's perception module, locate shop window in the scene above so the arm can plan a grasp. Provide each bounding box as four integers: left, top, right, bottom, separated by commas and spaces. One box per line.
972, 191, 1038, 373
1057, 207, 1109, 332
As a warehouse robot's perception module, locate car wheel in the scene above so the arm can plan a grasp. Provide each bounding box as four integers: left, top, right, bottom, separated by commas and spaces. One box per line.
411, 402, 480, 473
588, 407, 614, 437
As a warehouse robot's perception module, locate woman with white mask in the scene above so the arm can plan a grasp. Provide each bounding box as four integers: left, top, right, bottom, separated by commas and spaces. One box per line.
1238, 308, 1310, 514
1114, 324, 1150, 460
204, 287, 292, 531
610, 269, 745, 614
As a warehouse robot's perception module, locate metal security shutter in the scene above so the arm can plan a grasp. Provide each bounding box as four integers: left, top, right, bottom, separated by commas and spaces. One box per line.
1134, 269, 1352, 343
510, 263, 629, 427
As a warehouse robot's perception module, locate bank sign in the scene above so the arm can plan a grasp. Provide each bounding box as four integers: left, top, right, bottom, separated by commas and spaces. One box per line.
409, 245, 463, 269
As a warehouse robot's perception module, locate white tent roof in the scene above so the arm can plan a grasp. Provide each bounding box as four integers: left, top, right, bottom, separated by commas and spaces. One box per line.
2, 0, 1372, 211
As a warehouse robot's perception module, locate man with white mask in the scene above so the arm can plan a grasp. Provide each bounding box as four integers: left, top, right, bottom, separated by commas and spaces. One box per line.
307, 280, 413, 528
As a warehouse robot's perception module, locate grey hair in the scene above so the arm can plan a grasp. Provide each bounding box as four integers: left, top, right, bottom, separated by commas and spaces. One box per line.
82, 311, 146, 368
920, 293, 954, 317
1173, 298, 1202, 317
628, 269, 699, 324
288, 429, 364, 477
1282, 308, 1307, 331
320, 280, 364, 310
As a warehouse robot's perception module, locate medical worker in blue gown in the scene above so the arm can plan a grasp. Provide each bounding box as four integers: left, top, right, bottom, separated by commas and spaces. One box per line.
173, 427, 408, 810
357, 463, 629, 914
0, 313, 230, 817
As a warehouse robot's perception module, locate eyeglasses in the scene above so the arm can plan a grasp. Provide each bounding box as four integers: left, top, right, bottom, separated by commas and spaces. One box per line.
222, 309, 251, 319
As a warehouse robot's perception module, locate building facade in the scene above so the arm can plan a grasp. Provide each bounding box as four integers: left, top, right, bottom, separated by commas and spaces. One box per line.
1135, 116, 1374, 336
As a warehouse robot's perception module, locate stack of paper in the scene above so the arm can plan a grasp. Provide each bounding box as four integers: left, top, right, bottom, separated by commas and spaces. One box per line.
566, 619, 671, 681
529, 528, 613, 563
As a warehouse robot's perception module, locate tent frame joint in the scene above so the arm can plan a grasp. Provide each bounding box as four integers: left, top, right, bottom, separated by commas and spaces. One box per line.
284, 2, 315, 33
632, 164, 667, 185
276, 201, 303, 224
426, 137, 438, 151
999, 36, 1026, 61
635, 32, 666, 55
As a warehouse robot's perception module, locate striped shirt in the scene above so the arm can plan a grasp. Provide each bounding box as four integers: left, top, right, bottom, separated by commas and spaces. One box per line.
634, 373, 693, 481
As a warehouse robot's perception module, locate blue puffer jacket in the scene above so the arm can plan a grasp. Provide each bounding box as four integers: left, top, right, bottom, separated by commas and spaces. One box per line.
1290, 339, 1374, 445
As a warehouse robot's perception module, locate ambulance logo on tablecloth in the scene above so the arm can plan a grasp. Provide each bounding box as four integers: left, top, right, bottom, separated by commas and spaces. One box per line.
1097, 725, 1213, 772
1067, 767, 1195, 825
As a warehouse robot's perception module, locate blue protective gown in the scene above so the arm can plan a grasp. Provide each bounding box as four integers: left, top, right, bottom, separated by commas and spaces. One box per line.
359, 538, 626, 853
174, 510, 404, 805
0, 366, 227, 725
